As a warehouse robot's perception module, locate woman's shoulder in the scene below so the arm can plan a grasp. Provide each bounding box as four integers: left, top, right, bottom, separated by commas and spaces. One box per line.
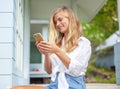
78, 36, 91, 44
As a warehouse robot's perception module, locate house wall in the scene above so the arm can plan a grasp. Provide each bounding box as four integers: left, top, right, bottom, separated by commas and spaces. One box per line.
0, 0, 14, 88
0, 0, 30, 88
96, 52, 114, 69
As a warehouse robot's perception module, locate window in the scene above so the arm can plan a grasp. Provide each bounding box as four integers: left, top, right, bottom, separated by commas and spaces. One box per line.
30, 42, 42, 63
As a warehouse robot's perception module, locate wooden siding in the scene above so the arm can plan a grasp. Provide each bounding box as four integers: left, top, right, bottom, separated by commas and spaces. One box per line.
0, 0, 30, 88
0, 28, 13, 43
0, 76, 11, 89
0, 0, 14, 88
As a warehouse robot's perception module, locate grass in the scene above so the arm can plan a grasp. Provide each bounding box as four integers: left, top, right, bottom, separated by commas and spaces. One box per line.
86, 60, 116, 83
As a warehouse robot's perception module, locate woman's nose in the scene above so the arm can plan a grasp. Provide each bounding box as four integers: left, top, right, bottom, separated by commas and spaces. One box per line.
56, 21, 60, 27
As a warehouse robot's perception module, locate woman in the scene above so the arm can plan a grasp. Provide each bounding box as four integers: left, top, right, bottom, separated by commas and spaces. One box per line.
11, 6, 91, 89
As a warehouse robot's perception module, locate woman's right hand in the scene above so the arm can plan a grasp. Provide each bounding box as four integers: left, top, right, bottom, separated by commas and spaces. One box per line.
36, 41, 46, 54
36, 41, 52, 74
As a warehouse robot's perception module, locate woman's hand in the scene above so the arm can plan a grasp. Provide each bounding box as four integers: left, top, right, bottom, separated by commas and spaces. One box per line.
36, 41, 70, 68
36, 41, 52, 74
36, 41, 59, 55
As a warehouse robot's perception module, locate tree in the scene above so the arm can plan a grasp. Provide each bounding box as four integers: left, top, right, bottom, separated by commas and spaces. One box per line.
82, 0, 118, 49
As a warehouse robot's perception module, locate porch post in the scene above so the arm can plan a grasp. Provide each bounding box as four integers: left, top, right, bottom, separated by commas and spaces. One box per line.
114, 0, 120, 85
23, 0, 30, 84
118, 0, 120, 39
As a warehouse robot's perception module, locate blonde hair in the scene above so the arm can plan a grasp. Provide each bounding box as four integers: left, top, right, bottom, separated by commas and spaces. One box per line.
49, 6, 82, 52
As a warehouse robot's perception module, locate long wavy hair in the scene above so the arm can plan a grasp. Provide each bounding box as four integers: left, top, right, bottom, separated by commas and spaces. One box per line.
49, 6, 82, 52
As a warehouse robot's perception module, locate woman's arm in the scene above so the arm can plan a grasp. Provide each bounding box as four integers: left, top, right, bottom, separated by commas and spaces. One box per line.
55, 48, 70, 68
36, 41, 52, 74
44, 54, 52, 74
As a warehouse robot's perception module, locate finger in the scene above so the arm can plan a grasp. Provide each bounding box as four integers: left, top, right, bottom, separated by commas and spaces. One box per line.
39, 43, 52, 49
39, 45, 53, 53
40, 41, 50, 45
35, 41, 40, 45
39, 48, 49, 54
39, 45, 49, 51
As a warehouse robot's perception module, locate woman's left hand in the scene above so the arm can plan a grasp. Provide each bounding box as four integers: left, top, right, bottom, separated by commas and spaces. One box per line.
37, 41, 60, 54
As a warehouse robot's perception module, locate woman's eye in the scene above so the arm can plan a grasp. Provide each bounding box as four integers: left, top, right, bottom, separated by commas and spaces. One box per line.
59, 18, 62, 21
54, 21, 57, 25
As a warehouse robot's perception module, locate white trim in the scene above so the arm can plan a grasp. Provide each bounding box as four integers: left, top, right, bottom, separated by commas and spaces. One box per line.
30, 20, 49, 24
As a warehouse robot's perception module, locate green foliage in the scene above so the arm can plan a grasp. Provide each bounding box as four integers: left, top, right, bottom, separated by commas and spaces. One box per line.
82, 22, 105, 47
93, 0, 118, 37
94, 74, 116, 83
82, 0, 118, 48
83, 0, 118, 83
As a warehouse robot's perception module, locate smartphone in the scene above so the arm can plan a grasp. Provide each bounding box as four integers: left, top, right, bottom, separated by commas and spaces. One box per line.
33, 33, 44, 42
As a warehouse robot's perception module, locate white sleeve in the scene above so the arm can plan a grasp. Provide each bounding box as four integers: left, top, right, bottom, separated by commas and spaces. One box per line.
67, 38, 91, 76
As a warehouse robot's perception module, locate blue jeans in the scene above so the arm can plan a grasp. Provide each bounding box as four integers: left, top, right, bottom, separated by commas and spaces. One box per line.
45, 72, 86, 89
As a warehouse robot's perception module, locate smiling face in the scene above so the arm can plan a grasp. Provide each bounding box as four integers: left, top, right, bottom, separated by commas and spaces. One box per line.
53, 11, 69, 34
49, 6, 82, 48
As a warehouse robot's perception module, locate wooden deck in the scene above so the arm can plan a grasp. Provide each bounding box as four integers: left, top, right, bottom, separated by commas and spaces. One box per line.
31, 83, 120, 89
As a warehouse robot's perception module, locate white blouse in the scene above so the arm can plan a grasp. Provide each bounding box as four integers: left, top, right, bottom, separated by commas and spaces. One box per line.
49, 37, 91, 89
